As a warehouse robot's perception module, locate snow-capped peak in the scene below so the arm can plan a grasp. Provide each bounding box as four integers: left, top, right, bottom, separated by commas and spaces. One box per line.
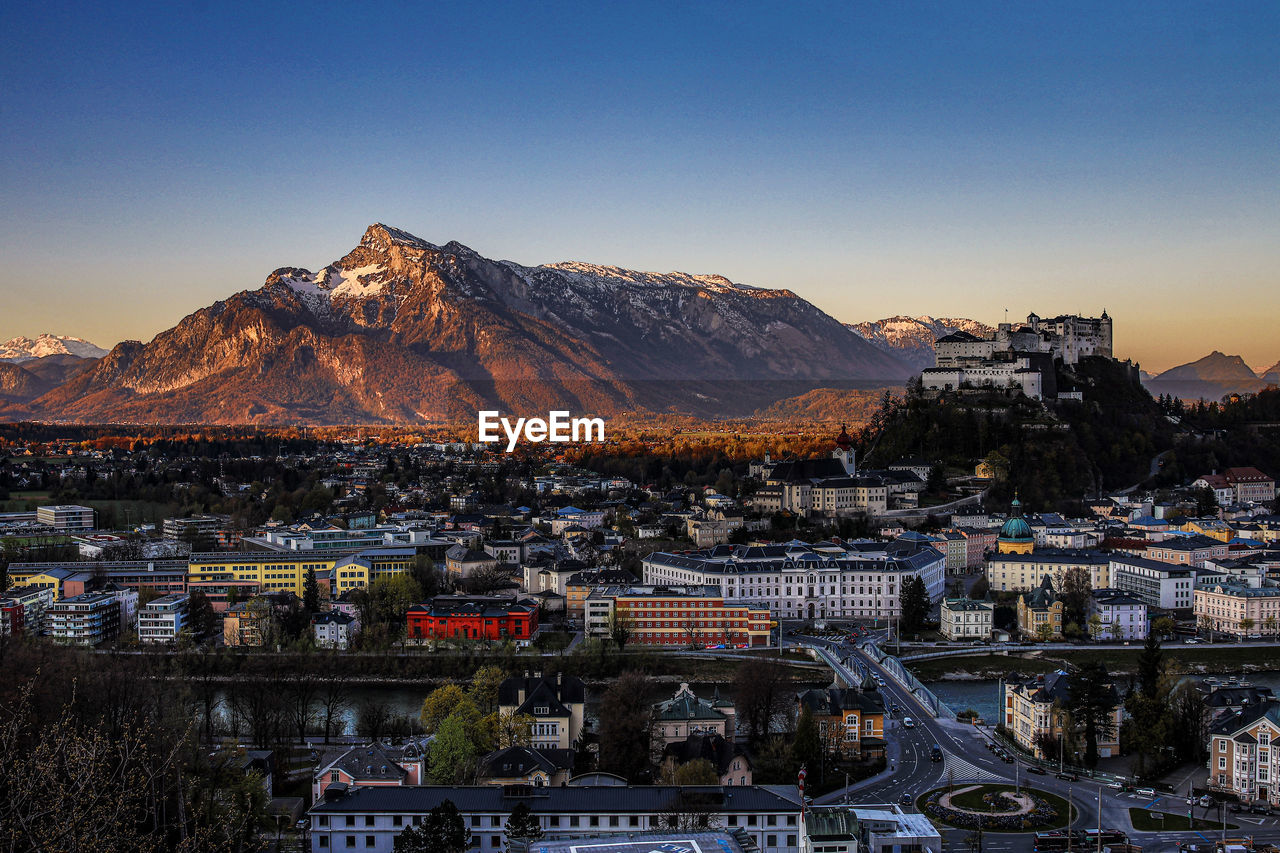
0, 334, 108, 362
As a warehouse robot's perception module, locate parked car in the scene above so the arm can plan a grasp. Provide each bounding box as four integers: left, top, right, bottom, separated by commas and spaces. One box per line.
1184, 638, 1202, 644
1107, 781, 1124, 790
1250, 803, 1269, 814
1001, 752, 1015, 763
1136, 787, 1156, 798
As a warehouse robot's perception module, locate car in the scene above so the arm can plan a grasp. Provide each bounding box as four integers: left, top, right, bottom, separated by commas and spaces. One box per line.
900, 794, 913, 806
902, 717, 915, 728
1136, 787, 1156, 798
1199, 795, 1213, 808
1002, 752, 1015, 763
1107, 781, 1124, 790
1250, 803, 1269, 814
1248, 633, 1263, 640
1184, 638, 1202, 644
1027, 766, 1046, 775
1056, 772, 1078, 781
931, 745, 943, 762
295, 819, 309, 830
986, 741, 997, 751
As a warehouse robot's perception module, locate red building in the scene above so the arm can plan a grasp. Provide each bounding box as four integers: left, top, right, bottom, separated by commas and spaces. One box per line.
406, 596, 539, 642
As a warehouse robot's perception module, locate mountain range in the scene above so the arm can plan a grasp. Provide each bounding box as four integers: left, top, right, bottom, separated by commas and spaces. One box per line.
847, 316, 995, 372
0, 334, 107, 362
1143, 351, 1280, 401
17, 224, 912, 424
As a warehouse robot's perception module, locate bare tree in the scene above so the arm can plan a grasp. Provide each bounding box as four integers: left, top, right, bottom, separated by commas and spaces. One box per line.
319, 667, 353, 743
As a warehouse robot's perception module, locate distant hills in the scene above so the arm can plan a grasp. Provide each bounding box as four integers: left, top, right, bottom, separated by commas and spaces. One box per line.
15, 224, 912, 424
1143, 350, 1279, 401
847, 316, 994, 372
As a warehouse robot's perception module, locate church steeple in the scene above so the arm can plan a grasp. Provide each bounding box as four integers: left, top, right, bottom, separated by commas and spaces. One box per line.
832, 423, 856, 476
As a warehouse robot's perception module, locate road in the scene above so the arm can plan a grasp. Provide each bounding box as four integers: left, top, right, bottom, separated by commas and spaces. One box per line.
786, 629, 1280, 852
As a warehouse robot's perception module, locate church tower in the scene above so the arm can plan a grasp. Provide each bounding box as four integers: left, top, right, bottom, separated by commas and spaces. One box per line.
832, 423, 856, 476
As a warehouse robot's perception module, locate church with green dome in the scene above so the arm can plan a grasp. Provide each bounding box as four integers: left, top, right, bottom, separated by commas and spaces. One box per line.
997, 496, 1036, 554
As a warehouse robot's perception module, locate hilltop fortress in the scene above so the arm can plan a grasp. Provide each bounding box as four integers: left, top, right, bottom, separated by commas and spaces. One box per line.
922, 311, 1113, 400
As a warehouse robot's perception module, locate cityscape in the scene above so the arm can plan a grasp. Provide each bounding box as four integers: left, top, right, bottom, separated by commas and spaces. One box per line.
2, 4, 1279, 853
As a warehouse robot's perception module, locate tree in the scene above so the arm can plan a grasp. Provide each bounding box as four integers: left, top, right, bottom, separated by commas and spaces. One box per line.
487, 709, 534, 749
1241, 617, 1256, 639
1067, 662, 1118, 769
303, 567, 321, 613
969, 576, 990, 600
1036, 622, 1055, 643
926, 464, 946, 494
1087, 613, 1104, 641
395, 800, 471, 853
900, 575, 930, 633
467, 665, 506, 713
503, 802, 543, 842
428, 716, 477, 784
598, 671, 653, 782
733, 659, 790, 745
672, 758, 720, 785
791, 705, 822, 775
1151, 616, 1177, 639
1266, 615, 1279, 638
1136, 633, 1164, 699
609, 611, 634, 650
420, 684, 467, 734
1057, 567, 1092, 630
319, 667, 353, 743
187, 587, 216, 637
1198, 613, 1214, 639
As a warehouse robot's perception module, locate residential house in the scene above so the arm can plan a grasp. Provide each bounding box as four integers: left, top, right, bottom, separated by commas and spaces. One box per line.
1003, 670, 1122, 759
1017, 576, 1063, 640
795, 676, 887, 760
476, 745, 575, 788
312, 611, 358, 649
497, 672, 586, 750
653, 683, 736, 745
940, 597, 993, 641
1089, 589, 1147, 641
660, 733, 753, 786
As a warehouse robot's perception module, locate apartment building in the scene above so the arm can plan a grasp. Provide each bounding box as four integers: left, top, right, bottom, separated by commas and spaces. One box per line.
986, 549, 1110, 592
1194, 583, 1280, 637
1208, 701, 1280, 805
497, 673, 586, 751
0, 585, 56, 634
1110, 555, 1196, 611
46, 592, 121, 646
137, 592, 189, 644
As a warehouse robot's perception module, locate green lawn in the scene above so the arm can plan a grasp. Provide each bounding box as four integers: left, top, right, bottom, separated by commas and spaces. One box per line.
1128, 808, 1236, 832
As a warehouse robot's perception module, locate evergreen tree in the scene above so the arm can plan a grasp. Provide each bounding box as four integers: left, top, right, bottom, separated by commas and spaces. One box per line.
504, 802, 543, 842
791, 704, 822, 775
303, 567, 320, 613
900, 576, 930, 633
395, 800, 471, 853
1067, 662, 1118, 769
1136, 633, 1164, 699
187, 587, 216, 637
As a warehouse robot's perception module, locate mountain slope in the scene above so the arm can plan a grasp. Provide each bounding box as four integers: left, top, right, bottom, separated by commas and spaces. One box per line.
1144, 351, 1264, 401
0, 334, 107, 362
1260, 360, 1280, 384
32, 224, 911, 424
847, 316, 994, 372
0, 362, 52, 403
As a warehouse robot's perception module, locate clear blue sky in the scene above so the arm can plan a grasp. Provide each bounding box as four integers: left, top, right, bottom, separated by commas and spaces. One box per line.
2, 1, 1277, 371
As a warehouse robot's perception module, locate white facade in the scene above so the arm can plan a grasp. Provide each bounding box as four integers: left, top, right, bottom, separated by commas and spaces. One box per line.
137, 593, 189, 644
940, 598, 993, 640
1110, 556, 1195, 611
36, 505, 96, 531
1089, 590, 1147, 640
643, 541, 945, 621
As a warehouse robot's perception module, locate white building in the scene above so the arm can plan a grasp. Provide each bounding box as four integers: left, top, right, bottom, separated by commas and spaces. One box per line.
940, 597, 993, 640
1110, 555, 1196, 611
36, 505, 96, 532
642, 540, 945, 621
312, 611, 358, 649
137, 593, 190, 644
1089, 589, 1147, 641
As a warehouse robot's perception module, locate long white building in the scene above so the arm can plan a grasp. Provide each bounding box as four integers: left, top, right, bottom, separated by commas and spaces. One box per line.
642, 540, 945, 621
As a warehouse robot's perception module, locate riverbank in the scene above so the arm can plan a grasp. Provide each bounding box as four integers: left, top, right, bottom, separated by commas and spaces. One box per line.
906, 644, 1280, 681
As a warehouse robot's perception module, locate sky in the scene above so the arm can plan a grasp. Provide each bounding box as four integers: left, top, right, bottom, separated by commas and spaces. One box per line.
1, 1, 1277, 373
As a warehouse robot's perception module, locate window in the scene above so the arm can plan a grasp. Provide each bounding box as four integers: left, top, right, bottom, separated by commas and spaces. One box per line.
393, 816, 402, 827
345, 837, 355, 849
319, 837, 329, 848
364, 816, 374, 827
1220, 757, 1227, 769
345, 816, 355, 827
629, 816, 640, 827
365, 837, 375, 848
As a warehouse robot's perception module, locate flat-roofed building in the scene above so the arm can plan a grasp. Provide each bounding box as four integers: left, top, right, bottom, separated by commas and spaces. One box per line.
36, 504, 95, 531
137, 592, 190, 644
46, 591, 120, 646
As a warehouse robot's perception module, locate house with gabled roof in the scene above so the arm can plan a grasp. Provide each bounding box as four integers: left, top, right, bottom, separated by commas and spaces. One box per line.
476, 745, 575, 787
653, 683, 736, 745
311, 741, 426, 802
498, 672, 585, 750
795, 674, 886, 760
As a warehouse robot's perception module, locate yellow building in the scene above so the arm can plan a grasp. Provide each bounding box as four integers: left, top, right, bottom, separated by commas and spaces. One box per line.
223, 598, 271, 647
796, 676, 887, 760
1017, 576, 1063, 640
1004, 670, 1122, 760
1181, 518, 1234, 543
187, 548, 413, 597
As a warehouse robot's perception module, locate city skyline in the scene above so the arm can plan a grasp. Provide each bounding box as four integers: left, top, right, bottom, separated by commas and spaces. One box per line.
2, 2, 1277, 373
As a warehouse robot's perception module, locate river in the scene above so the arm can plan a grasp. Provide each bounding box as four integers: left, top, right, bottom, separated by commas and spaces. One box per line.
925, 671, 1280, 724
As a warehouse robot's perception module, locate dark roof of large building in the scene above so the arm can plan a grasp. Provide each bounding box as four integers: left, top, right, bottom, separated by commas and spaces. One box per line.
477, 746, 575, 779
308, 784, 804, 815
766, 458, 850, 483
662, 733, 752, 776
407, 596, 537, 619
497, 673, 586, 712
654, 685, 732, 722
